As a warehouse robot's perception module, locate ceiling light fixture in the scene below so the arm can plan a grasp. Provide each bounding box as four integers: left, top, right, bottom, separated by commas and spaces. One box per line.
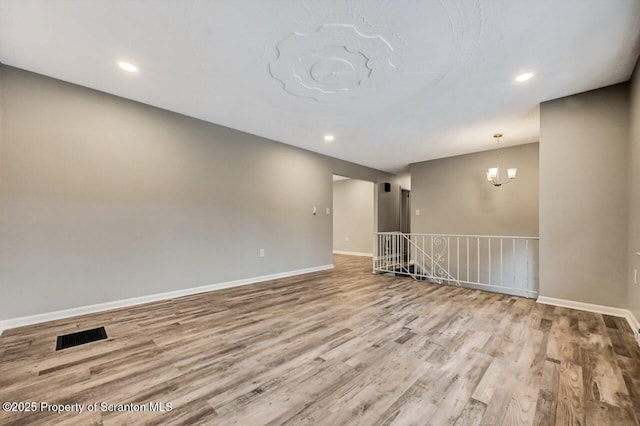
486, 133, 517, 187
514, 72, 534, 82
118, 61, 138, 73
324, 135, 335, 142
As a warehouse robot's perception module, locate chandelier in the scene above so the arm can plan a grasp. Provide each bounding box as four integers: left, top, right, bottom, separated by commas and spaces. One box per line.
486, 133, 517, 187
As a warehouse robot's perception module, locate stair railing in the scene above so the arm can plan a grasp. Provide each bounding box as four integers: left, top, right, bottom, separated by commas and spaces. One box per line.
373, 232, 539, 298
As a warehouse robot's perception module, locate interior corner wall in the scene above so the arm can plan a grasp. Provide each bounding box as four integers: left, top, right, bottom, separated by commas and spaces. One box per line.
332, 179, 374, 255
395, 170, 411, 191
0, 64, 392, 322
629, 63, 640, 321
409, 143, 539, 236
540, 83, 630, 308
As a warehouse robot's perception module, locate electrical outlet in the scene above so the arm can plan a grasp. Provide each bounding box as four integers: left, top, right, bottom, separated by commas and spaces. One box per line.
345, 237, 349, 242
259, 249, 265, 257
416, 209, 420, 216
326, 207, 330, 215
635, 269, 638, 285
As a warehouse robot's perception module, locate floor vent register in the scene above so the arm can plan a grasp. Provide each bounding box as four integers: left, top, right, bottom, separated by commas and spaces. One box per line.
56, 327, 108, 350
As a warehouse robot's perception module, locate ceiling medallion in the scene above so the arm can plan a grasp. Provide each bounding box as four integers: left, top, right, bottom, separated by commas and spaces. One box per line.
269, 23, 402, 102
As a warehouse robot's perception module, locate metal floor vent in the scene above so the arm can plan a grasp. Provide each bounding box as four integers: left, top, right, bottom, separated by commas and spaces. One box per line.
56, 327, 108, 350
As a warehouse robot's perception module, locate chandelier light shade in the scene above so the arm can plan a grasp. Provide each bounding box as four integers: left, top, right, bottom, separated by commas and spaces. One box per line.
486, 167, 498, 181
486, 133, 517, 187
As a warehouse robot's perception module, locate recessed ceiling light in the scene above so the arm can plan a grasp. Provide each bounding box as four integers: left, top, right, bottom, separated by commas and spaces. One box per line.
515, 72, 534, 82
118, 62, 138, 73
324, 135, 335, 142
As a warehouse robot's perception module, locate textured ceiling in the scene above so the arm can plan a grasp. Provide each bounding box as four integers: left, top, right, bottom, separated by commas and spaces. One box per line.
1, 0, 639, 172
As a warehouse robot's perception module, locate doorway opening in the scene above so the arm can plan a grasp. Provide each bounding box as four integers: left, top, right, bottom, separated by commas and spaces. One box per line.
332, 175, 375, 257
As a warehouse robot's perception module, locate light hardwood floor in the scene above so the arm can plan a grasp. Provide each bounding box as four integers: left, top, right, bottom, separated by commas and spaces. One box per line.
1, 255, 639, 425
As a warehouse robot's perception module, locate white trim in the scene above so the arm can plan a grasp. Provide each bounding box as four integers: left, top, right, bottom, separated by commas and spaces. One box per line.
537, 296, 640, 344
333, 250, 373, 257
0, 264, 334, 336
537, 296, 630, 317
626, 311, 640, 344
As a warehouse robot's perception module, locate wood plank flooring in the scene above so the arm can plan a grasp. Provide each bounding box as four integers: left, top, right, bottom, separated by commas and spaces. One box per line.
0, 255, 639, 425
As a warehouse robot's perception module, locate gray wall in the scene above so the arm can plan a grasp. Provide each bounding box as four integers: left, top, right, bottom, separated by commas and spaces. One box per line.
540, 83, 630, 308
377, 181, 400, 232
333, 179, 374, 255
0, 65, 393, 321
410, 143, 539, 236
376, 171, 413, 232
629, 64, 640, 320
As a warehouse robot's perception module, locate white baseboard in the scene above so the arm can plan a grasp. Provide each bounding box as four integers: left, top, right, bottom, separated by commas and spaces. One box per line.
537, 296, 640, 344
626, 311, 640, 344
333, 250, 373, 257
0, 264, 334, 336
537, 296, 631, 317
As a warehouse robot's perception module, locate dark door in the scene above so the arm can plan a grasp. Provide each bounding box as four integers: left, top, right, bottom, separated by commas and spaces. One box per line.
400, 189, 410, 233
